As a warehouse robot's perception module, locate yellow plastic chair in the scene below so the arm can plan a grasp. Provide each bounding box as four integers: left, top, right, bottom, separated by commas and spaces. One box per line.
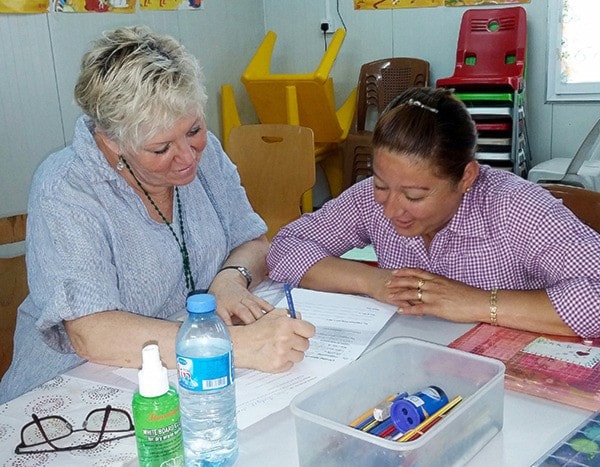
226, 124, 316, 240
225, 29, 356, 210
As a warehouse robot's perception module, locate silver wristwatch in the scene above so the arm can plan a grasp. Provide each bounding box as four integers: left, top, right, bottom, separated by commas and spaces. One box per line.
218, 265, 252, 288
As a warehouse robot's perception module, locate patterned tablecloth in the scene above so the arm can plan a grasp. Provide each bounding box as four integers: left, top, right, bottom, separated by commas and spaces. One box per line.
0, 374, 138, 467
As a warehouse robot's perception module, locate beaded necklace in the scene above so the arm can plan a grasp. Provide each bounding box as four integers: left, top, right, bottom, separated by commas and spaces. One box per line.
119, 156, 195, 292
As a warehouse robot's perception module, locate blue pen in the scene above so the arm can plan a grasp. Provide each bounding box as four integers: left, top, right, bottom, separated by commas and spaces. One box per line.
283, 283, 297, 319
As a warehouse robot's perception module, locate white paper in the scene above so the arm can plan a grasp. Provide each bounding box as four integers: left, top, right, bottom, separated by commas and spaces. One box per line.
235, 288, 395, 429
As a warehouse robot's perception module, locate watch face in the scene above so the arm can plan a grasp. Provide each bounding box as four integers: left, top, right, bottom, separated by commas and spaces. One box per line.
237, 266, 252, 287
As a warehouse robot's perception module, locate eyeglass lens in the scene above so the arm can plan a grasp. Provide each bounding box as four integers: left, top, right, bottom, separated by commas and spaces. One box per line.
85, 407, 134, 432
21, 416, 73, 445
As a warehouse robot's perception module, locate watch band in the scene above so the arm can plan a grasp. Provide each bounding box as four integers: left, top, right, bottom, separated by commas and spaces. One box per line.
217, 265, 252, 288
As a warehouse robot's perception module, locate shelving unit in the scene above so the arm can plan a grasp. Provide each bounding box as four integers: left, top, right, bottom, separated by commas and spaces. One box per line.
457, 90, 531, 177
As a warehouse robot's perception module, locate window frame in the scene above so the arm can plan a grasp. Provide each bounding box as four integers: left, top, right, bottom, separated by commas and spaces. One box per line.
546, 0, 600, 102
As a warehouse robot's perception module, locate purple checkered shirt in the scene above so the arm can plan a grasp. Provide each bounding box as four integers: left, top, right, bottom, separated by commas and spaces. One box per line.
267, 165, 600, 338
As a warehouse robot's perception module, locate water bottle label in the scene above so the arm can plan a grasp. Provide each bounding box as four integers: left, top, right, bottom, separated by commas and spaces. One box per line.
176, 352, 234, 392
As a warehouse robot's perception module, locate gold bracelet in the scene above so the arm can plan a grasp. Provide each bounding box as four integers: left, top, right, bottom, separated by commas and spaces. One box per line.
489, 288, 498, 326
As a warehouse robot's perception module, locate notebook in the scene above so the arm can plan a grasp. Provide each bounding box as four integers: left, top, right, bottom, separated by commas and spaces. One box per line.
448, 323, 600, 411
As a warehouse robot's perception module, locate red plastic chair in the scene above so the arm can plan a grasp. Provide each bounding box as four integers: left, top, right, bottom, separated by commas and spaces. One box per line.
436, 6, 527, 91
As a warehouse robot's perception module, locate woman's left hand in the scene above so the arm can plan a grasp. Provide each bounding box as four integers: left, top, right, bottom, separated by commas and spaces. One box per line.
384, 268, 488, 323
209, 278, 274, 325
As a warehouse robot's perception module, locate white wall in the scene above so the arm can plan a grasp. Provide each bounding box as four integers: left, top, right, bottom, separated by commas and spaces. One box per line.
0, 0, 264, 218
2, 0, 599, 219
263, 0, 600, 169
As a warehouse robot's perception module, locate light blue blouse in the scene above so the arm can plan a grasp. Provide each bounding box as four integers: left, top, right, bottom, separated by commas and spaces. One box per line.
0, 116, 266, 403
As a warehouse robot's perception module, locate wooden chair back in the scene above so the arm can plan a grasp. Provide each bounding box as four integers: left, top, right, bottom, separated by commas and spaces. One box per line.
0, 213, 28, 379
542, 184, 600, 233
227, 125, 316, 240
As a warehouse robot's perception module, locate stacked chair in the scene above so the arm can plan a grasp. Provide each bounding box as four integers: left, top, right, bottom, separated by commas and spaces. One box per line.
222, 28, 356, 211
343, 58, 430, 189
436, 6, 531, 177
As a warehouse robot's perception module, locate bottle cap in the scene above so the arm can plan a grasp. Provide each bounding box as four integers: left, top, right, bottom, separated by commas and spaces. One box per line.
186, 293, 216, 314
138, 344, 170, 398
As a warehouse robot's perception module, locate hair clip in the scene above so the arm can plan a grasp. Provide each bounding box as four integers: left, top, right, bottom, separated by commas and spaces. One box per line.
406, 98, 439, 114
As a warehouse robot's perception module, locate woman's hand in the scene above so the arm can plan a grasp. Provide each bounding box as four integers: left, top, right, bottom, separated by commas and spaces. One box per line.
209, 234, 272, 325
230, 309, 316, 373
212, 283, 275, 325
208, 269, 274, 325
382, 268, 489, 323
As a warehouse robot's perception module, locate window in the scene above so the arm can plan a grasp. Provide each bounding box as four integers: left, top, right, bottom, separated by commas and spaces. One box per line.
547, 0, 600, 102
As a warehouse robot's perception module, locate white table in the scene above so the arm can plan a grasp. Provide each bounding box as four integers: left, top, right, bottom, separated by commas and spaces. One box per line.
0, 304, 591, 466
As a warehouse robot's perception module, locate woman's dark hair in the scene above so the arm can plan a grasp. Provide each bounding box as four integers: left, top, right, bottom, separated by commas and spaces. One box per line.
372, 87, 477, 183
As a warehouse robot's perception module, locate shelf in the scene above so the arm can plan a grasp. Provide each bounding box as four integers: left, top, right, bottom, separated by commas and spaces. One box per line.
478, 137, 512, 146
476, 151, 512, 161
476, 121, 512, 132
468, 107, 512, 117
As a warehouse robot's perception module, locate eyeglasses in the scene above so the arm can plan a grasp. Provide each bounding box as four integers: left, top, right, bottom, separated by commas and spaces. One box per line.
15, 405, 135, 454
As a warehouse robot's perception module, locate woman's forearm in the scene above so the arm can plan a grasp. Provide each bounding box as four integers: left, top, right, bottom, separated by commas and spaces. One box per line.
65, 310, 181, 368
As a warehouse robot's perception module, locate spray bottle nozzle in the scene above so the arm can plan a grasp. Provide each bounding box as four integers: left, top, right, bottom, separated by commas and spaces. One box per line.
138, 344, 170, 398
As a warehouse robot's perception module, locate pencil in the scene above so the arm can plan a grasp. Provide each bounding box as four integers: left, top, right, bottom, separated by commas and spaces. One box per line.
283, 283, 297, 319
369, 417, 394, 436
397, 395, 463, 442
360, 418, 380, 433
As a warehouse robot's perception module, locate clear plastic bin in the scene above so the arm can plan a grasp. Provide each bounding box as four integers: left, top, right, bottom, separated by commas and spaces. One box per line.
290, 337, 505, 466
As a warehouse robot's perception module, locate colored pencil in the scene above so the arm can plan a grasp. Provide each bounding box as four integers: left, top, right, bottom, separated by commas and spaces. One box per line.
349, 393, 399, 428
397, 395, 463, 442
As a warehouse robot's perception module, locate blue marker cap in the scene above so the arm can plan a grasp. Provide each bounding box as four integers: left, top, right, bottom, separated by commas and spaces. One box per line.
186, 293, 216, 314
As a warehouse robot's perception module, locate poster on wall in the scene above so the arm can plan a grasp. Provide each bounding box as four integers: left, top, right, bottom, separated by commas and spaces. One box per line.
445, 0, 530, 6
354, 0, 441, 8
0, 0, 200, 11
354, 0, 528, 8
54, 0, 134, 12
0, 0, 49, 13
139, 0, 200, 11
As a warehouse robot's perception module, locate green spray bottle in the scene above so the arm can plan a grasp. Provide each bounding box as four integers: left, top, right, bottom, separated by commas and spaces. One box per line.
132, 344, 184, 467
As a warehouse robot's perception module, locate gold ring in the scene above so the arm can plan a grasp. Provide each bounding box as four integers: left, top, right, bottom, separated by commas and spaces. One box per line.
417, 289, 423, 301
417, 279, 425, 289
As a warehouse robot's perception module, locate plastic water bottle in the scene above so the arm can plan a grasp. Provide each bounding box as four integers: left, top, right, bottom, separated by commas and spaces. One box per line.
176, 293, 238, 466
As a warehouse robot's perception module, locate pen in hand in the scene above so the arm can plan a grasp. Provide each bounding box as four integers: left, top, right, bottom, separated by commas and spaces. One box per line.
283, 283, 297, 319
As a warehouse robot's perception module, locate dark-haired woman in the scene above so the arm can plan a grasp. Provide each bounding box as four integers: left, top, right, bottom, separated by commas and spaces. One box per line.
267, 87, 600, 339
